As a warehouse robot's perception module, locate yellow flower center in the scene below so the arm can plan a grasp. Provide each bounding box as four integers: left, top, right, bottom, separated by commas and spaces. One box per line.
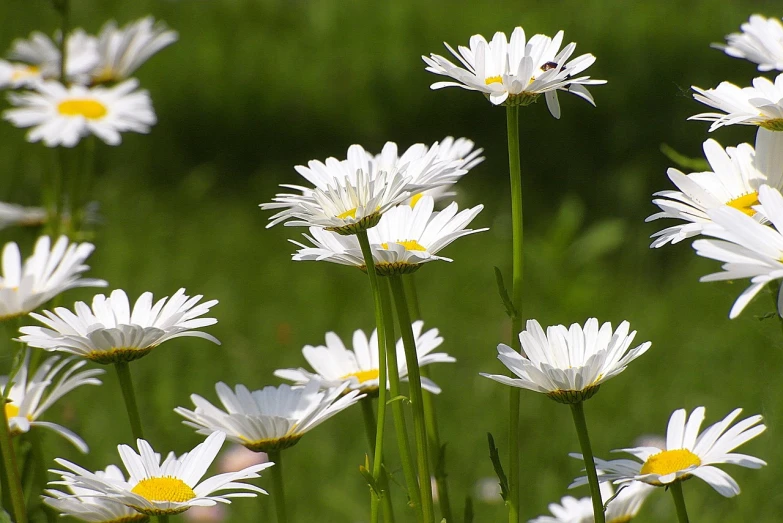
340, 369, 380, 384
336, 208, 357, 220
727, 192, 760, 216
409, 193, 424, 207
485, 75, 503, 85
11, 65, 39, 82
57, 99, 108, 120
640, 448, 701, 476
4, 404, 19, 419
380, 240, 426, 251
131, 477, 196, 503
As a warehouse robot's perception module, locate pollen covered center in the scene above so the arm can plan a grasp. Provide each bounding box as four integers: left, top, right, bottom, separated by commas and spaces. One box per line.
131, 477, 196, 503
340, 369, 380, 384
485, 75, 503, 85
380, 240, 426, 251
640, 448, 701, 476
336, 208, 357, 220
57, 99, 108, 120
727, 192, 760, 216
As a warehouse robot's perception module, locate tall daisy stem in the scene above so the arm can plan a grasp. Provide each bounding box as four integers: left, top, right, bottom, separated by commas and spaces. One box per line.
569, 401, 605, 523
380, 281, 423, 522
53, 0, 69, 83
355, 230, 396, 522
389, 274, 434, 523
157, 516, 169, 523
361, 398, 396, 523
361, 398, 378, 452
269, 450, 288, 523
114, 362, 144, 441
403, 274, 453, 523
670, 482, 690, 523
0, 398, 28, 523
506, 102, 524, 523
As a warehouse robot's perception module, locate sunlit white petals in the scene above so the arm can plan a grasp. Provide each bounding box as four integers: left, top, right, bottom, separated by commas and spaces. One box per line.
175, 381, 364, 452
4, 79, 156, 147
647, 131, 783, 247
529, 481, 653, 523
44, 465, 149, 523
570, 407, 766, 497
274, 321, 454, 394
92, 17, 178, 83
8, 29, 99, 83
481, 318, 650, 403
291, 196, 486, 274
19, 288, 219, 364
0, 235, 105, 320
693, 185, 783, 318
1, 349, 103, 452
691, 74, 783, 131
423, 27, 606, 116
53, 432, 272, 516
714, 15, 783, 71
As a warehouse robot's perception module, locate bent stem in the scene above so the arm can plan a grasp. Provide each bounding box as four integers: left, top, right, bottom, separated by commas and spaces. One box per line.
569, 401, 605, 523
114, 362, 144, 441
403, 275, 452, 523
389, 275, 434, 523
0, 398, 27, 523
506, 102, 525, 523
269, 450, 288, 523
670, 481, 690, 523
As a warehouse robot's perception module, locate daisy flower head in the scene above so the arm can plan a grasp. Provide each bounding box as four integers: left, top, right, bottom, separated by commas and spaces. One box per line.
291, 196, 487, 275
0, 235, 106, 321
481, 318, 651, 404
4, 78, 156, 147
5, 29, 99, 86
91, 17, 178, 84
19, 288, 219, 365
1, 348, 104, 452
571, 407, 766, 497
274, 321, 454, 395
647, 130, 783, 247
261, 143, 465, 235
713, 15, 783, 72
52, 431, 272, 516
175, 380, 364, 453
423, 27, 606, 117
44, 465, 149, 523
530, 481, 653, 523
692, 184, 783, 319
691, 74, 783, 132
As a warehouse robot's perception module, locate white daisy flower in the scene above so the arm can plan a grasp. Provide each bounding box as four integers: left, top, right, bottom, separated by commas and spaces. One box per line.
4, 79, 156, 147
44, 465, 149, 523
0, 235, 106, 321
274, 321, 454, 395
260, 143, 466, 235
175, 380, 364, 453
647, 130, 783, 247
570, 407, 766, 497
481, 318, 651, 404
0, 201, 46, 229
6, 29, 99, 85
530, 481, 653, 523
1, 349, 103, 453
691, 74, 783, 131
290, 196, 486, 275
423, 27, 606, 117
19, 288, 219, 365
0, 61, 45, 89
52, 431, 272, 516
692, 184, 783, 319
713, 15, 783, 72
91, 17, 178, 84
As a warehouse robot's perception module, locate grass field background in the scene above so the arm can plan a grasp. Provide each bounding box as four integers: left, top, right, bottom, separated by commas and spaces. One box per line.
2, 0, 783, 521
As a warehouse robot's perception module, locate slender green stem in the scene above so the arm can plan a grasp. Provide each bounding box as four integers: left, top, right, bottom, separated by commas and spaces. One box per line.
380, 281, 423, 521
389, 275, 434, 523
505, 104, 524, 523
361, 398, 395, 523
269, 450, 288, 523
54, 0, 69, 83
362, 398, 378, 455
0, 400, 27, 523
114, 362, 144, 441
569, 402, 605, 523
28, 432, 55, 523
157, 515, 169, 523
669, 481, 690, 523
403, 275, 452, 523
356, 230, 393, 522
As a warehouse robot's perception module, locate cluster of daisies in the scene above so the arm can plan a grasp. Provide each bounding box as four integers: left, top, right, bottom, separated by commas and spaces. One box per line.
0, 17, 173, 147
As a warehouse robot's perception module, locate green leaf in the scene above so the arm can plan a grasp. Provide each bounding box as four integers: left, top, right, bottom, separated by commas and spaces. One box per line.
359, 454, 381, 497
494, 267, 517, 319
486, 433, 509, 501
386, 395, 410, 405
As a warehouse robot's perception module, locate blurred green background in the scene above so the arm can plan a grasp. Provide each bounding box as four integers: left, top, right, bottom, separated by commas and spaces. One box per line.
2, 0, 783, 521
